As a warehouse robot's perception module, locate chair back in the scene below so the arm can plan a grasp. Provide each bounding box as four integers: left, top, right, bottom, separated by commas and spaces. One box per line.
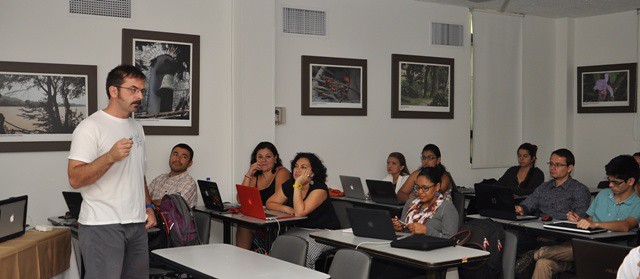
269, 235, 308, 266
451, 189, 465, 229
328, 249, 372, 279
597, 181, 609, 189
331, 200, 354, 229
502, 230, 517, 279
573, 238, 632, 279
193, 211, 211, 244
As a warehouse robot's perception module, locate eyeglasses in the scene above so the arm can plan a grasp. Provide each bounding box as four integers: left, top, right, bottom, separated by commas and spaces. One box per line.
547, 162, 567, 168
115, 86, 147, 95
607, 178, 626, 186
420, 156, 437, 161
413, 184, 437, 192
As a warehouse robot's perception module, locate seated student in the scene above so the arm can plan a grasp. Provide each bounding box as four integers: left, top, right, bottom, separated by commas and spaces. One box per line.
147, 143, 197, 207
398, 144, 457, 203
236, 142, 291, 250
497, 143, 545, 196
266, 152, 340, 268
392, 165, 459, 238
382, 152, 410, 192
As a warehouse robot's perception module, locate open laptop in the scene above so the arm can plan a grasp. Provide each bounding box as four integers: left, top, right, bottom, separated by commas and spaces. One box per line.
543, 221, 607, 234
346, 207, 401, 240
198, 180, 239, 212
0, 195, 28, 243
235, 184, 293, 221
573, 238, 632, 279
62, 191, 82, 219
474, 183, 537, 221
366, 179, 402, 205
339, 175, 367, 200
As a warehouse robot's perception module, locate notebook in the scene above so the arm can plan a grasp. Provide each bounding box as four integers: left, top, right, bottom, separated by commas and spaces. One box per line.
346, 207, 401, 240
573, 238, 632, 279
198, 180, 239, 212
340, 175, 367, 200
543, 221, 607, 234
366, 179, 402, 205
0, 195, 28, 243
62, 191, 82, 219
474, 183, 537, 221
235, 184, 293, 220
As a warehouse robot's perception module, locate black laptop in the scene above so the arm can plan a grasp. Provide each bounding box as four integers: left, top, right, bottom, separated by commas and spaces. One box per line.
198, 180, 238, 212
346, 207, 399, 240
474, 183, 537, 221
573, 238, 632, 279
0, 195, 28, 243
366, 179, 402, 205
62, 191, 83, 219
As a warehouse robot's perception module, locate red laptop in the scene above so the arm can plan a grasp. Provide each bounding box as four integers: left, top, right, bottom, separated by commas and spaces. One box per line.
235, 184, 294, 220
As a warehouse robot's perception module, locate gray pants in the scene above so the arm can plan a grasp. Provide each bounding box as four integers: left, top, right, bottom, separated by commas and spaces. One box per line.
79, 223, 148, 279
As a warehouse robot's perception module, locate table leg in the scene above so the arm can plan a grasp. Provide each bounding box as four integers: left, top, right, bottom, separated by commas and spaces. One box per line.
434, 268, 447, 279
223, 220, 231, 244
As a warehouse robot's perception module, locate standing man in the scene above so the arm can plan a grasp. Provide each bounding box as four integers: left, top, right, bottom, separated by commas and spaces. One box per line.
68, 65, 156, 279
148, 143, 197, 208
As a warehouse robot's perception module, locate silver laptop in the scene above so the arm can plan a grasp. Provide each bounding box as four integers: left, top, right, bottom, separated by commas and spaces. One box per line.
0, 195, 28, 243
543, 221, 607, 234
340, 175, 367, 200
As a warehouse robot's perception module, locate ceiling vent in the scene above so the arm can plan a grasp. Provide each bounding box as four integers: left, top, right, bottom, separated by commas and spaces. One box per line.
69, 0, 131, 18
282, 7, 326, 36
431, 22, 463, 47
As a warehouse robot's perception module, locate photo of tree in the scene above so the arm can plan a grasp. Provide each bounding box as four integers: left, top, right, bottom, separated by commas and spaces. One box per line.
310, 64, 362, 107
400, 62, 450, 108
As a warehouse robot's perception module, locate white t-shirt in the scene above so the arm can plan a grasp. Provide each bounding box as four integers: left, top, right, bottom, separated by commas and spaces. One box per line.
618, 246, 640, 279
68, 110, 147, 225
382, 173, 410, 192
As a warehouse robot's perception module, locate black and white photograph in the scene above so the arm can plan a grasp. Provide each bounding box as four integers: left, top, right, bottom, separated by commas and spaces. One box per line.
0, 61, 97, 152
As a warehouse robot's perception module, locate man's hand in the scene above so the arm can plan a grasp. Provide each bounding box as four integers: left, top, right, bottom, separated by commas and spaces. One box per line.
107, 138, 134, 163
567, 211, 581, 222
145, 208, 157, 229
576, 219, 595, 229
515, 206, 524, 216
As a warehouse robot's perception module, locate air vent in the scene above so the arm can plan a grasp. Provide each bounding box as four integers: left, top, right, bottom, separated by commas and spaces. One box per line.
431, 22, 463, 47
69, 0, 131, 18
282, 7, 326, 36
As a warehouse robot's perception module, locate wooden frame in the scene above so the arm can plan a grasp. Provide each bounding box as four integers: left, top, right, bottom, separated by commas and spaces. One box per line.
0, 61, 97, 152
122, 28, 200, 135
577, 63, 637, 113
301, 55, 367, 116
391, 54, 454, 119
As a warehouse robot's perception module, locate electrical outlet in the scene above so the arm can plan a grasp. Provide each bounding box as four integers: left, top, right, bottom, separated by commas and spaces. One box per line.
275, 107, 285, 125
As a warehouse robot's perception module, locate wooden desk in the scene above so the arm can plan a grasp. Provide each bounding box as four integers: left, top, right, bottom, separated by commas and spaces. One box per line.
310, 230, 489, 279
151, 243, 329, 279
194, 206, 305, 245
466, 214, 636, 242
0, 228, 71, 279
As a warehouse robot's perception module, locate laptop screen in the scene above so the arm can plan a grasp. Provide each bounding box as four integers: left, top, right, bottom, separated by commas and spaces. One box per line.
0, 195, 28, 243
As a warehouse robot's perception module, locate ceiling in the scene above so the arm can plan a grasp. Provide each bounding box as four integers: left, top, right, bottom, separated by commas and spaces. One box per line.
417, 0, 639, 18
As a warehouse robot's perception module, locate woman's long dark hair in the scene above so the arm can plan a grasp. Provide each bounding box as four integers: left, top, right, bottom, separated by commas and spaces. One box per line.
291, 152, 327, 184
250, 141, 283, 176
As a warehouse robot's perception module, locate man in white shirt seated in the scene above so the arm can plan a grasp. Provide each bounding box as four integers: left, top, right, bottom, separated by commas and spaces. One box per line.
147, 143, 197, 208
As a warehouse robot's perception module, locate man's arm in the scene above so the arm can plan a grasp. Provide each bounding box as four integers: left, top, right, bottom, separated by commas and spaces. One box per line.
577, 216, 639, 232
144, 176, 157, 229
68, 138, 133, 189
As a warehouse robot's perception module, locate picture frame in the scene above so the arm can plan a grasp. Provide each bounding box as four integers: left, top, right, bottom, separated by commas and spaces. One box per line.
301, 55, 367, 116
122, 28, 200, 135
391, 54, 454, 119
577, 63, 637, 113
0, 61, 97, 152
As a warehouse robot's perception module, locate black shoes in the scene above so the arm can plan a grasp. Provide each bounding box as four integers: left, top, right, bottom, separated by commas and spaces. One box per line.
515, 250, 536, 274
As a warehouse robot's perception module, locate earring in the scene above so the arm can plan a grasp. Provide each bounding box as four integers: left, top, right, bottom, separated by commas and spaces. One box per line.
310, 180, 314, 185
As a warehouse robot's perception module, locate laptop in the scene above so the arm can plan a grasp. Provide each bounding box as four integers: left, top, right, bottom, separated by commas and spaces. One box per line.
235, 184, 293, 220
573, 238, 632, 279
346, 207, 403, 240
366, 179, 402, 205
62, 191, 83, 219
0, 195, 28, 243
198, 180, 239, 212
474, 183, 537, 221
339, 175, 367, 200
543, 221, 607, 234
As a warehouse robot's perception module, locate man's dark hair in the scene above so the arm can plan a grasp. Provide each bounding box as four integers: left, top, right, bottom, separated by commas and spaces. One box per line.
291, 152, 327, 184
105, 65, 146, 99
633, 152, 640, 158
605, 155, 639, 185
173, 143, 194, 162
551, 148, 575, 166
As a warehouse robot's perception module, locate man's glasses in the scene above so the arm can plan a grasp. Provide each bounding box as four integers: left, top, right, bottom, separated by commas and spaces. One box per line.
413, 184, 437, 192
547, 162, 567, 168
606, 178, 625, 186
420, 155, 437, 161
115, 86, 147, 95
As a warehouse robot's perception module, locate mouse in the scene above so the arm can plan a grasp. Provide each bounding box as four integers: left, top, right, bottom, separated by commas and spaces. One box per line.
541, 215, 552, 221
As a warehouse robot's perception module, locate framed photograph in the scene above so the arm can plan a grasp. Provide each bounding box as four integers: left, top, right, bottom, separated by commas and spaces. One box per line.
577, 63, 637, 113
0, 61, 97, 152
122, 29, 200, 135
391, 54, 454, 119
301, 55, 367, 116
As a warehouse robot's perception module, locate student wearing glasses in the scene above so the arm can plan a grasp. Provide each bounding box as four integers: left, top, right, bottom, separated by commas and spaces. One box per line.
497, 143, 545, 196
398, 144, 457, 202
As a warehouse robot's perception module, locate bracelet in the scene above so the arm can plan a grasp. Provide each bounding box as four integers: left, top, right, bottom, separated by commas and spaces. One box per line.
293, 183, 303, 189
145, 204, 154, 210
244, 174, 253, 179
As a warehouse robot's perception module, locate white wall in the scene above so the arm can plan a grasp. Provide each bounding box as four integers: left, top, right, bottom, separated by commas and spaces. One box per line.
570, 11, 640, 186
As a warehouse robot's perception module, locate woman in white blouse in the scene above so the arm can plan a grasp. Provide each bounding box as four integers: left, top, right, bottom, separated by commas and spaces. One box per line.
382, 152, 410, 192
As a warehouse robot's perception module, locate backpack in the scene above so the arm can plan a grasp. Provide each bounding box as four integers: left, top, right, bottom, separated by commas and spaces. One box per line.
158, 194, 200, 247
451, 218, 505, 279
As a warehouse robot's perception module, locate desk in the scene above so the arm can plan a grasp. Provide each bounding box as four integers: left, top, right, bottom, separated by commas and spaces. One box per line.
466, 214, 636, 242
331, 196, 404, 215
310, 230, 489, 279
151, 243, 329, 279
194, 206, 305, 245
0, 228, 71, 278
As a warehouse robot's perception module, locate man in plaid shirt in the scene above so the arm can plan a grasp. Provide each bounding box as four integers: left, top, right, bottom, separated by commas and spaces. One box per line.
148, 143, 197, 207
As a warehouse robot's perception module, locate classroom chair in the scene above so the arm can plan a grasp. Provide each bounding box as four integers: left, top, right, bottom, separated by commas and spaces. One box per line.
193, 211, 211, 244
328, 249, 372, 279
502, 230, 518, 279
331, 200, 354, 229
269, 235, 309, 266
451, 190, 466, 229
